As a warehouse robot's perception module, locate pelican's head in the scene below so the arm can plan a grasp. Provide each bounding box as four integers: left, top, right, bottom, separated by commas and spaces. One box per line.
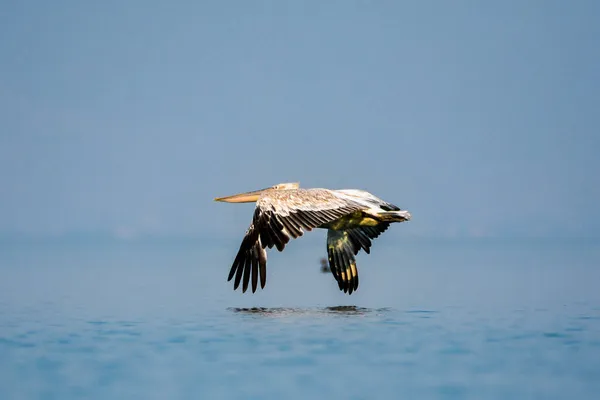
214, 182, 300, 203
271, 182, 300, 190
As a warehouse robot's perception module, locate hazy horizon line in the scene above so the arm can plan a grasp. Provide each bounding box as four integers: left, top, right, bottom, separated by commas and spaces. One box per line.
1, 230, 598, 243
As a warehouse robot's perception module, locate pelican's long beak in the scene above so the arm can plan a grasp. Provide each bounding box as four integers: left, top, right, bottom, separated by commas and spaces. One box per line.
214, 188, 268, 203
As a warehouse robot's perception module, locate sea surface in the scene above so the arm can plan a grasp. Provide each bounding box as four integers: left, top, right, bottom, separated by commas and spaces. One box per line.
1, 237, 599, 399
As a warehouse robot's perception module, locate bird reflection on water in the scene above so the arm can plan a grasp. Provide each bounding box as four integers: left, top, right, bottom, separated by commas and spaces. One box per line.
228, 306, 391, 316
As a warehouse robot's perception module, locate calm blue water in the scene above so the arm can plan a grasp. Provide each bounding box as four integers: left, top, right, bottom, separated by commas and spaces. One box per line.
1, 238, 599, 399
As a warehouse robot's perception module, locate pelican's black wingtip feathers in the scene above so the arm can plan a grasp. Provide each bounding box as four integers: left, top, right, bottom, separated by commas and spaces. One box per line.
326, 230, 362, 295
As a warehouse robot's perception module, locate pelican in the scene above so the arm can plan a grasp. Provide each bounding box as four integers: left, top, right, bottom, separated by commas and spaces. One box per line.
215, 182, 411, 295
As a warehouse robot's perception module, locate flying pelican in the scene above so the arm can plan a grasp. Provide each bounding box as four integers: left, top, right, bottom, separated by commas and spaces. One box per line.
214, 182, 411, 295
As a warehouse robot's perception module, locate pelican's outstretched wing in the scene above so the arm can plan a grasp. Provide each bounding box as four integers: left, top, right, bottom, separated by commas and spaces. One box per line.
327, 223, 390, 294
227, 189, 363, 293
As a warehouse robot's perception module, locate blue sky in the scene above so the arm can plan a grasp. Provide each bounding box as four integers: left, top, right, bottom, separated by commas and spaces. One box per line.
1, 1, 599, 240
